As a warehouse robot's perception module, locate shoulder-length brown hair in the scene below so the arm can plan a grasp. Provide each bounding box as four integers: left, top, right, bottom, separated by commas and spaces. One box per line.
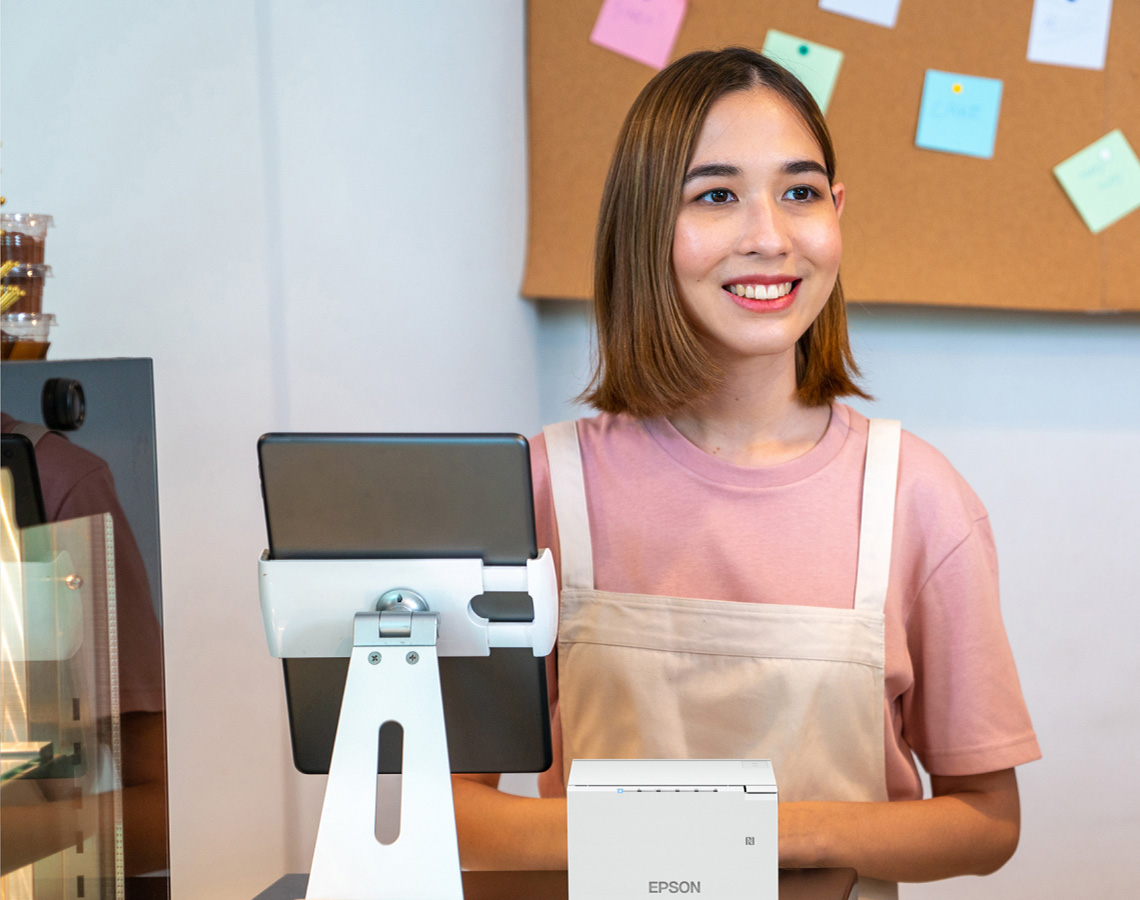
581, 47, 869, 417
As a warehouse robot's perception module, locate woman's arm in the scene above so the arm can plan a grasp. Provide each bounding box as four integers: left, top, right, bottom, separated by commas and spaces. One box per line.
452, 773, 567, 870
778, 768, 1021, 883
455, 768, 1018, 880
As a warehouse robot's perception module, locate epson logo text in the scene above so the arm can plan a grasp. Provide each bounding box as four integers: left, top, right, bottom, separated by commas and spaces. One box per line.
649, 881, 701, 894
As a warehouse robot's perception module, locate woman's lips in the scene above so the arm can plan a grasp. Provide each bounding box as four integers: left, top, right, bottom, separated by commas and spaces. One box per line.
723, 279, 800, 310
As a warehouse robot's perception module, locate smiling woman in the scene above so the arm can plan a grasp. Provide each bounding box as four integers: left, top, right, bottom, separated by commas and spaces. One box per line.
453, 48, 1040, 899
583, 49, 865, 419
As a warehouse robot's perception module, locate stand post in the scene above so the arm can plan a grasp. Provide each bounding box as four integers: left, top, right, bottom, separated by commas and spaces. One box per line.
305, 611, 463, 900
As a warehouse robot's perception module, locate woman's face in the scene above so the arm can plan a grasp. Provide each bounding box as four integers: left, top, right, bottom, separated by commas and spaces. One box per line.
671, 87, 844, 369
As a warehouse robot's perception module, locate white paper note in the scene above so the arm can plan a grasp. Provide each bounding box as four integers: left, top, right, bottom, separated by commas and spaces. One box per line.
1027, 0, 1113, 70
819, 0, 902, 28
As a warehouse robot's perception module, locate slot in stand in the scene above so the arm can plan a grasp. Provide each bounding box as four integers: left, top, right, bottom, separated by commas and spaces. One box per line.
258, 551, 557, 900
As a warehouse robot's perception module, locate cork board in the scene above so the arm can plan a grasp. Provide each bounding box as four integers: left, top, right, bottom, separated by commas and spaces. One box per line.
523, 0, 1140, 312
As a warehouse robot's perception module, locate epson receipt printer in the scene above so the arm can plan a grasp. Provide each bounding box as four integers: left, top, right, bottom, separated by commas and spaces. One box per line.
567, 759, 777, 900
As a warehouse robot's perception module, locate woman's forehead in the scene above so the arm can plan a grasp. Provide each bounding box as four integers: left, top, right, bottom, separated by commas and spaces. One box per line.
691, 87, 825, 164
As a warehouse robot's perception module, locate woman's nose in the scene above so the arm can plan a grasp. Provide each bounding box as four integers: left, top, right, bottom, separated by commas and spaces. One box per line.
737, 199, 791, 257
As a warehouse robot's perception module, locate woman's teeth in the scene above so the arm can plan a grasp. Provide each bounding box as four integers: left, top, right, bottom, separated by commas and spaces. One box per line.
726, 282, 794, 300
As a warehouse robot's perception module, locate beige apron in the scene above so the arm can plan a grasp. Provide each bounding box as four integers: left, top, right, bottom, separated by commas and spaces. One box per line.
544, 418, 903, 900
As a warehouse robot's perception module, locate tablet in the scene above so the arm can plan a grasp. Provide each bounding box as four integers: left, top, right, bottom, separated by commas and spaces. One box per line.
257, 432, 552, 775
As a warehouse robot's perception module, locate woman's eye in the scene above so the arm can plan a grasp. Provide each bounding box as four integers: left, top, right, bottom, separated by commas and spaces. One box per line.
698, 188, 735, 204
784, 185, 819, 202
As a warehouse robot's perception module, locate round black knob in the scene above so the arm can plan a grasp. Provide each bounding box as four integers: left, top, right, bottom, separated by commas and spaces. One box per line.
41, 377, 86, 431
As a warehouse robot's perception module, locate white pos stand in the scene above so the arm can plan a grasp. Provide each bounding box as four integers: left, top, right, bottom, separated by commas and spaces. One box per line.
258, 551, 558, 900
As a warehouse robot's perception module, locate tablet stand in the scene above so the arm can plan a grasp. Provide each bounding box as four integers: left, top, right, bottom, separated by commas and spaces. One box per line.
258, 551, 558, 900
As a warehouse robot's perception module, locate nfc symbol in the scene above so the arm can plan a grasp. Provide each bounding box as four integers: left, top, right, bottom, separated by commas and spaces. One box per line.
745, 837, 755, 846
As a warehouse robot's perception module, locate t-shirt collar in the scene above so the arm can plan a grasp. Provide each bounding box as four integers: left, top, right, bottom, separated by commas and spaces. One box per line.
641, 402, 853, 488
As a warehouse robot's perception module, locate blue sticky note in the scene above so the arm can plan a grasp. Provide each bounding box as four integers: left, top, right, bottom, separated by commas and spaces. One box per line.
915, 70, 1004, 159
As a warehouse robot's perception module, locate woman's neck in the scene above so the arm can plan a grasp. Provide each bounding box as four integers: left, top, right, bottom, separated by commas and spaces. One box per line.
666, 352, 832, 467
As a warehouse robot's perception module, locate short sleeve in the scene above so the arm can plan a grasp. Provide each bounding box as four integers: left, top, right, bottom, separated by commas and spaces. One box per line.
901, 515, 1041, 775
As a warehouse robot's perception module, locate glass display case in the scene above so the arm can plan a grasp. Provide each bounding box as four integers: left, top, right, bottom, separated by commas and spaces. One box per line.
1, 474, 124, 900
1, 358, 168, 895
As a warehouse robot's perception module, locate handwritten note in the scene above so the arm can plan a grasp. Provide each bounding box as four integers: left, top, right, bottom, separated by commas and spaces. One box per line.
762, 31, 844, 114
914, 70, 1003, 159
1054, 130, 1140, 233
1027, 0, 1113, 70
819, 0, 902, 29
590, 0, 687, 70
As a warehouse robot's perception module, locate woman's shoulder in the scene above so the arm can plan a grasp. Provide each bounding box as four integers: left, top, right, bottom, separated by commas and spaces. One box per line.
843, 405, 985, 504
842, 405, 989, 535
903, 431, 987, 525
531, 411, 647, 454
841, 408, 995, 609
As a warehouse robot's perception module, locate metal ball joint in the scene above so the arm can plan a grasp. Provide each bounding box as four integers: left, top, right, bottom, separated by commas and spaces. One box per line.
377, 589, 429, 613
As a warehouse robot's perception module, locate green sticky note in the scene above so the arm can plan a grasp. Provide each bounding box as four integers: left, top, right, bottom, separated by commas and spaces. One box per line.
1054, 130, 1140, 234
762, 30, 844, 114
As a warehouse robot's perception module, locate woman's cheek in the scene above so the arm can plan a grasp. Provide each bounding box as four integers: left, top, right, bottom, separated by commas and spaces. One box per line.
673, 218, 721, 273
804, 219, 843, 274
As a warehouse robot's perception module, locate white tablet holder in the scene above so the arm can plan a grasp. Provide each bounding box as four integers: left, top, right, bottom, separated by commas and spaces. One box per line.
258, 550, 558, 900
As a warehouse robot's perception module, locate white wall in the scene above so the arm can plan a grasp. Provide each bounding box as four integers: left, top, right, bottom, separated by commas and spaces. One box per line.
3, 2, 539, 897
4, 2, 1139, 898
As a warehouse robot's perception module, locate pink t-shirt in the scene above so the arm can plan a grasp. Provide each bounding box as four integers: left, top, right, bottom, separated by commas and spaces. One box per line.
530, 403, 1040, 801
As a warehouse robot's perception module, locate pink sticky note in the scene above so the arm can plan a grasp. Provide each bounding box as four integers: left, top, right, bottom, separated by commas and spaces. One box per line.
590, 0, 688, 70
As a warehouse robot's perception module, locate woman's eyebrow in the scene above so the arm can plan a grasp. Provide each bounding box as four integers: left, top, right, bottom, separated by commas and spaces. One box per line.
783, 159, 829, 178
683, 162, 740, 183
683, 159, 830, 183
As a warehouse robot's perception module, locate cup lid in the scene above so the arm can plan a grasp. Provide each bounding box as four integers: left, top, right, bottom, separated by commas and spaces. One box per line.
1, 263, 53, 278
0, 213, 55, 231
1, 312, 57, 326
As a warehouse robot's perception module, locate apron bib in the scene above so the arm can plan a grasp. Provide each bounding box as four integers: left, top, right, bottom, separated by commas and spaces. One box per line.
544, 418, 903, 900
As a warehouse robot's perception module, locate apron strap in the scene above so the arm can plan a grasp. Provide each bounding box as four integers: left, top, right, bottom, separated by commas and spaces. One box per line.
853, 418, 902, 614
542, 420, 594, 591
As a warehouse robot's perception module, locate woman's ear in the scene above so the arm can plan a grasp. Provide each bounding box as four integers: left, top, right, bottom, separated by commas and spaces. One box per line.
831, 182, 846, 219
